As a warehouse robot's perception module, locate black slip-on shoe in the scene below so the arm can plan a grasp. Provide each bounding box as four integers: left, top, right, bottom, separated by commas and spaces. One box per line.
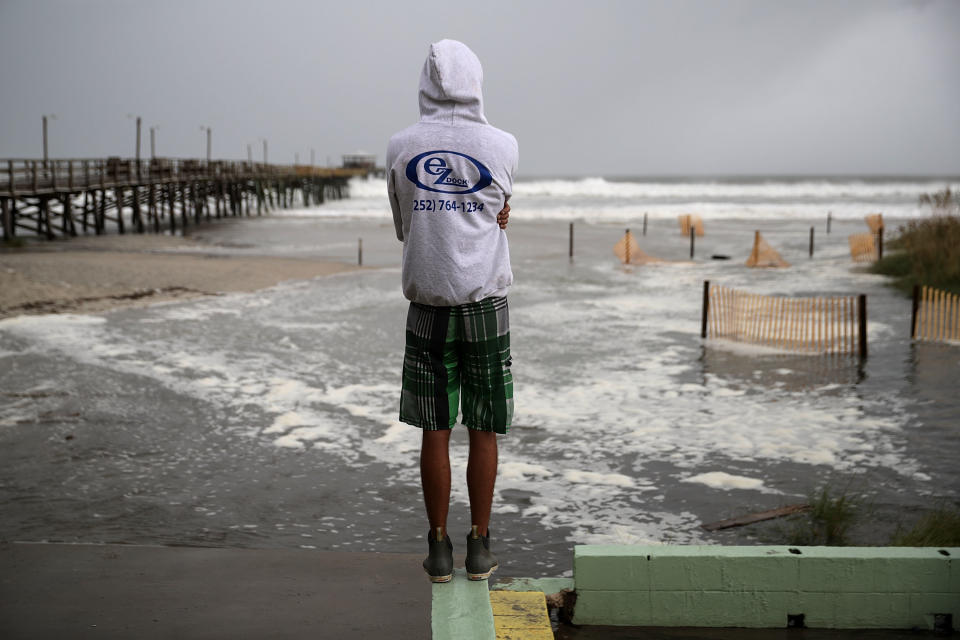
423, 528, 454, 583
465, 525, 499, 580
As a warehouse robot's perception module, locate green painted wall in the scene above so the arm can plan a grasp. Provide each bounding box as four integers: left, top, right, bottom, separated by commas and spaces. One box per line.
573, 545, 958, 629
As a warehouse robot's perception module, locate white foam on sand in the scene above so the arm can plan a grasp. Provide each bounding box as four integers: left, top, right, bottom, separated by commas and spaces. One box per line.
681, 471, 776, 492
563, 470, 636, 487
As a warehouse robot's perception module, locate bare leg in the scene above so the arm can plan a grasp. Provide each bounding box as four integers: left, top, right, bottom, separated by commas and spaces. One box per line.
467, 430, 498, 536
421, 429, 452, 535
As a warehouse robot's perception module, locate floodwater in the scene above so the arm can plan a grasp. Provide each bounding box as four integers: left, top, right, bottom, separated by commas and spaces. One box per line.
1, 178, 958, 579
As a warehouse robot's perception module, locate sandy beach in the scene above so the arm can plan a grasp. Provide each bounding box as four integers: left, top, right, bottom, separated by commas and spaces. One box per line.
0, 233, 358, 319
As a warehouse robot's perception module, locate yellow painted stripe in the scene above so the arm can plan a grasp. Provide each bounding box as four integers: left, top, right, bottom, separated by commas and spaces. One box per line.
490, 591, 553, 640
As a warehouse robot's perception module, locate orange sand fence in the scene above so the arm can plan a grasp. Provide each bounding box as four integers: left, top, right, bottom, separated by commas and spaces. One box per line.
701, 281, 867, 357
912, 285, 960, 343
678, 214, 704, 237
848, 233, 878, 263
745, 231, 790, 268
613, 229, 663, 265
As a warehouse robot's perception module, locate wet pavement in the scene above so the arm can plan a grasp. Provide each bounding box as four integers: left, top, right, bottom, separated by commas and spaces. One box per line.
0, 542, 430, 639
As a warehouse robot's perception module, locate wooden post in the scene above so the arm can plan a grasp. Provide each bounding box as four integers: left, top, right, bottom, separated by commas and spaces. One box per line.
195, 182, 203, 223
358, 237, 363, 266
809, 226, 815, 258
169, 185, 177, 234
115, 187, 125, 234
701, 280, 710, 339
689, 227, 695, 259
643, 212, 647, 236
827, 211, 832, 234
569, 222, 574, 260
62, 194, 76, 237
96, 188, 105, 234
858, 294, 868, 359
150, 184, 159, 233
625, 228, 631, 264
180, 182, 189, 229
40, 197, 54, 239
80, 190, 89, 233
1, 198, 11, 240
92, 190, 102, 235
132, 186, 143, 233
911, 285, 920, 339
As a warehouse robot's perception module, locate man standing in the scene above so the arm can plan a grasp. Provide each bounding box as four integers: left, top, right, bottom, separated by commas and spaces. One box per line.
386, 39, 518, 583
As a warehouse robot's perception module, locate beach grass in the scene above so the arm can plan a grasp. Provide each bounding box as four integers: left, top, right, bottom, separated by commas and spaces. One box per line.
871, 188, 960, 296
891, 504, 960, 547
783, 485, 862, 546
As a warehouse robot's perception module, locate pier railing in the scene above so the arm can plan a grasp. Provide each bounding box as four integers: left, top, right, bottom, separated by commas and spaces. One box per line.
1, 157, 372, 241
0, 157, 364, 197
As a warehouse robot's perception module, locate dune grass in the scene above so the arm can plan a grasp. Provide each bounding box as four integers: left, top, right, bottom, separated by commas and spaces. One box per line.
871, 188, 960, 296
892, 505, 960, 547
784, 485, 862, 546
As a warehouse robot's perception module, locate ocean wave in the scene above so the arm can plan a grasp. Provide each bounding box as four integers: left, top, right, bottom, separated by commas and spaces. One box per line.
348, 175, 957, 201
314, 175, 955, 222
511, 176, 958, 200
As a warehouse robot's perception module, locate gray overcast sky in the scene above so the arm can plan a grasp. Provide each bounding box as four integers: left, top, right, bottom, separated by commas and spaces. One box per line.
1, 0, 958, 176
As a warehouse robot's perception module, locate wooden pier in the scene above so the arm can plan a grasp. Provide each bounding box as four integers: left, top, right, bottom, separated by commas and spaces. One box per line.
0, 158, 370, 241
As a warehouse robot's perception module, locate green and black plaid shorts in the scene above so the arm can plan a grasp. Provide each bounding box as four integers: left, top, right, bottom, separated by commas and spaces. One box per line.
400, 296, 513, 433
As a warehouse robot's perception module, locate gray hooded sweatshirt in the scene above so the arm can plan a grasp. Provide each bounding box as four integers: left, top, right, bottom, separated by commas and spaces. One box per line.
387, 39, 518, 307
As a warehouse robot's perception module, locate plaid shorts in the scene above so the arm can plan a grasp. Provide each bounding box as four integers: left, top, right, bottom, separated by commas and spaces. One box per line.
400, 296, 513, 433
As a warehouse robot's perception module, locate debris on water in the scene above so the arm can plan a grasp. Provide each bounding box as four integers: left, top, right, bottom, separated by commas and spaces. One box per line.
702, 503, 811, 531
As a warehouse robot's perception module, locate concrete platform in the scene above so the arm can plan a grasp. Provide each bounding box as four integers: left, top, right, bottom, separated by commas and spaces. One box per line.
556, 627, 950, 639
0, 542, 430, 639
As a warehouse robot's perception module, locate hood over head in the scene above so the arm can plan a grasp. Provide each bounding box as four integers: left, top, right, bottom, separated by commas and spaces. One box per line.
418, 39, 487, 124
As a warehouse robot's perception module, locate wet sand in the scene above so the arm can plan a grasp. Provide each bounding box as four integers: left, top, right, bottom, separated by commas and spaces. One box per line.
0, 234, 359, 319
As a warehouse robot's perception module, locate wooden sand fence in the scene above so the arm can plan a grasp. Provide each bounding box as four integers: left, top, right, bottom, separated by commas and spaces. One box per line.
678, 214, 704, 237
849, 213, 885, 263
912, 285, 960, 343
848, 233, 877, 262
701, 281, 867, 358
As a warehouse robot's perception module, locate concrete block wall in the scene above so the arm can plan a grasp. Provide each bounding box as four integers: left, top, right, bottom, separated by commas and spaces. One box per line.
573, 545, 959, 629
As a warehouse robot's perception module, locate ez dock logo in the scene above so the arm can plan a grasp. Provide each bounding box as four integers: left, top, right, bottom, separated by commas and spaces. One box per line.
405, 150, 493, 194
